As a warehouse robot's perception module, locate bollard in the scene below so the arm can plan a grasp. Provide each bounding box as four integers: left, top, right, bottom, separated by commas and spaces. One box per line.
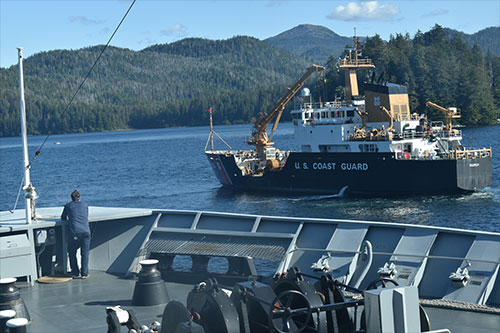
0, 310, 15, 333
6, 318, 28, 333
132, 259, 169, 306
0, 279, 29, 322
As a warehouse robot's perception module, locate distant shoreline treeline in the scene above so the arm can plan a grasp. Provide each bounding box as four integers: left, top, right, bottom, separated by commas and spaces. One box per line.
0, 25, 499, 137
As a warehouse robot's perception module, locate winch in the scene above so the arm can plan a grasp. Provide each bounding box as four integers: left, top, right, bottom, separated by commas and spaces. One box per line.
108, 266, 431, 333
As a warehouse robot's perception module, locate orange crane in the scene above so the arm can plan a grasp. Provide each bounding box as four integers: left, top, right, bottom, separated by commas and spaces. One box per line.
247, 64, 324, 160
426, 101, 460, 134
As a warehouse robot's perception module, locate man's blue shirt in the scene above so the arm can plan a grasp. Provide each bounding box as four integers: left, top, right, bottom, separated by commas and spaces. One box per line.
61, 200, 90, 235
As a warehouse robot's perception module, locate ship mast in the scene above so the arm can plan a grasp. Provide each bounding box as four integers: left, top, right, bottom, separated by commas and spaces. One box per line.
338, 33, 375, 103
17, 47, 37, 224
17, 47, 39, 284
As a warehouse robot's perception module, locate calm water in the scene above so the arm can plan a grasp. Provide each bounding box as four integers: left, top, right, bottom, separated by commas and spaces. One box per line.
1, 123, 499, 232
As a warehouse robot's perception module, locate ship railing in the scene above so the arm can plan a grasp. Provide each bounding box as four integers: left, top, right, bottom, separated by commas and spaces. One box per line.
206, 149, 261, 159
400, 131, 426, 139
395, 129, 463, 140
338, 58, 373, 67
205, 149, 234, 154
431, 129, 463, 138
281, 246, 500, 273
294, 101, 350, 110
454, 147, 492, 160
395, 147, 492, 161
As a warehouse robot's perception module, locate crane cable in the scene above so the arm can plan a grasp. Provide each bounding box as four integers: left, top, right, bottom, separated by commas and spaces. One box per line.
11, 0, 137, 212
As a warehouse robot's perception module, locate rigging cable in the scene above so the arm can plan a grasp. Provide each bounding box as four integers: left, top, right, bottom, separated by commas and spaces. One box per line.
11, 0, 137, 212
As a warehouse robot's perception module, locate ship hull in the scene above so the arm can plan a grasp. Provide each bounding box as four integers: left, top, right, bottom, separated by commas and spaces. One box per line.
206, 152, 492, 195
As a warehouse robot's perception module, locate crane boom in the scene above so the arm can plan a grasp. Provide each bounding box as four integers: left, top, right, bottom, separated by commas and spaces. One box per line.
426, 101, 460, 134
248, 64, 324, 157
426, 101, 448, 113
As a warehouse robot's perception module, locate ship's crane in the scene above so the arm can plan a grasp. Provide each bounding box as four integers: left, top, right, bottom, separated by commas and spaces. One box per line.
425, 101, 461, 135
247, 64, 324, 160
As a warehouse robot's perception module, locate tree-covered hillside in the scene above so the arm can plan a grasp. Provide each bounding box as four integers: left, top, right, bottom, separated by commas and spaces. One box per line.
444, 27, 500, 56
317, 25, 500, 126
0, 36, 310, 137
1, 26, 499, 137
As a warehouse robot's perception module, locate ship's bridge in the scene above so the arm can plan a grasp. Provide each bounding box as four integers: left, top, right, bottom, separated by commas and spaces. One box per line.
291, 101, 364, 126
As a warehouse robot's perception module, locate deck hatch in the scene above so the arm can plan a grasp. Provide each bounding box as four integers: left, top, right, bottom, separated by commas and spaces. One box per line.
145, 233, 289, 261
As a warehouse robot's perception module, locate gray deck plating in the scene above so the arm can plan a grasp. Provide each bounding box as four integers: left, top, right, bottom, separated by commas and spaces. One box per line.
17, 271, 191, 333
1, 206, 499, 332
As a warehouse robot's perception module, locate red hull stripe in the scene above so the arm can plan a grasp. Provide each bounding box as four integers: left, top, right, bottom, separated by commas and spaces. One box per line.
212, 154, 232, 185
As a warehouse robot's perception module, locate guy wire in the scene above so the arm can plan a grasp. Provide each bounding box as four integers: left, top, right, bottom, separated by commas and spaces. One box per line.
11, 0, 137, 212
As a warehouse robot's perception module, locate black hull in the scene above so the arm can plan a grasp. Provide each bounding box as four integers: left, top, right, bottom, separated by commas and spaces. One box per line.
206, 152, 492, 196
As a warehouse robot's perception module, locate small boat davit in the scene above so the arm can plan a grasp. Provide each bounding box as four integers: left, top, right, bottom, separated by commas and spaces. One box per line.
205, 37, 492, 196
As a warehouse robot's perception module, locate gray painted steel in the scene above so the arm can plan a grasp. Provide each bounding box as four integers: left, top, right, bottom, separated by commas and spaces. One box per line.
1, 206, 499, 332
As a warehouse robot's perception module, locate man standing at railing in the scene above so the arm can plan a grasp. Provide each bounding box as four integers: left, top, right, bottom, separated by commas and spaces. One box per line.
61, 189, 90, 279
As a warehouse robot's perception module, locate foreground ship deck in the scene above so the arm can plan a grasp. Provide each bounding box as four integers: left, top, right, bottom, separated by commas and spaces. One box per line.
1, 207, 499, 332
16, 271, 191, 332
15, 270, 500, 333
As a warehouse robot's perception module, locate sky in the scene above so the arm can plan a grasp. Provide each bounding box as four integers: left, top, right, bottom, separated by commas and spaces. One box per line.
1, 0, 499, 68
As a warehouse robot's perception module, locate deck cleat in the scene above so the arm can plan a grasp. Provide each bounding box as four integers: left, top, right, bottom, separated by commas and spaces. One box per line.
449, 267, 471, 287
311, 253, 332, 272
377, 262, 397, 279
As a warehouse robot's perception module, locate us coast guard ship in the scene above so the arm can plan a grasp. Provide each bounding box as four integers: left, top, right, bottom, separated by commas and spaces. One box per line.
206, 38, 492, 195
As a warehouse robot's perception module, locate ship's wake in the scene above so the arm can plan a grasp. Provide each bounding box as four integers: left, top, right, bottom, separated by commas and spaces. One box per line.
297, 186, 348, 200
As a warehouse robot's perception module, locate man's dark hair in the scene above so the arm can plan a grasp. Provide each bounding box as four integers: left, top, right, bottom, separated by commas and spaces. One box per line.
71, 190, 81, 201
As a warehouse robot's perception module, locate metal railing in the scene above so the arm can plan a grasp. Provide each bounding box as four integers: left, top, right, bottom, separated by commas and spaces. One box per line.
454, 147, 492, 159
282, 246, 500, 269
294, 101, 350, 110
338, 58, 373, 67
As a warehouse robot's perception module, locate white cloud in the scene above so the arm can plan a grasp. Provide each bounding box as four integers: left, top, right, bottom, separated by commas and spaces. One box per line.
69, 16, 104, 25
423, 9, 449, 18
327, 1, 399, 22
161, 24, 187, 37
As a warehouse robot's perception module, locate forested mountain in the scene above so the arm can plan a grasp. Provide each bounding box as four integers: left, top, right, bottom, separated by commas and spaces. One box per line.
0, 25, 498, 137
318, 25, 500, 126
444, 27, 500, 56
265, 24, 353, 63
0, 36, 310, 136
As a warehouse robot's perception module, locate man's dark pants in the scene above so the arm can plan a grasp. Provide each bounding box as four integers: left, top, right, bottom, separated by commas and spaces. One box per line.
67, 233, 91, 277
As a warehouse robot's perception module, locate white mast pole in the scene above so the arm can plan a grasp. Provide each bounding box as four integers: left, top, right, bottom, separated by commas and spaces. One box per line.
17, 47, 32, 225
